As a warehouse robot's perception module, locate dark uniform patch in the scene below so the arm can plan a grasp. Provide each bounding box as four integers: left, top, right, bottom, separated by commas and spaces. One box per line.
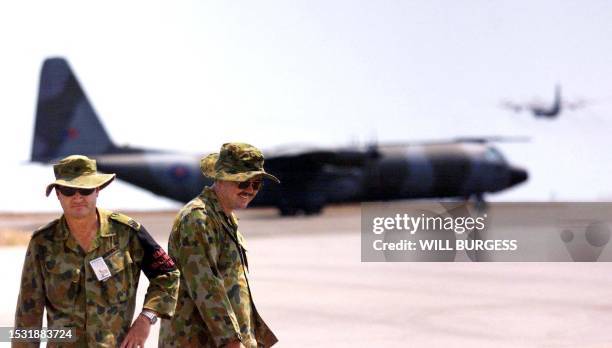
109, 212, 140, 230
128, 219, 140, 230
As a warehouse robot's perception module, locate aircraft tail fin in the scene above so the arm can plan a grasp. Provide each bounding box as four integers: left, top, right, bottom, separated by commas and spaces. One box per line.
554, 84, 561, 107
31, 57, 117, 162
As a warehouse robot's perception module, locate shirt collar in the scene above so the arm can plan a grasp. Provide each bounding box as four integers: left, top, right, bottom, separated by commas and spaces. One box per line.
57, 208, 114, 254
202, 186, 239, 231
97, 208, 115, 237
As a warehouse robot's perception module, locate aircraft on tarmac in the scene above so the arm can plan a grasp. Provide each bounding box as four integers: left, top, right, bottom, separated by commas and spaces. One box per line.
30, 58, 528, 215
501, 85, 587, 119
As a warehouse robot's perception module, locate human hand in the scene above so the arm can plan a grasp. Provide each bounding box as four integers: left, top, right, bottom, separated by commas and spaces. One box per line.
119, 315, 151, 348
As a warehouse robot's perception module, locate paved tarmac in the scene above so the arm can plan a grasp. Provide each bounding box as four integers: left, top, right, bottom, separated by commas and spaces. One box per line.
1, 205, 612, 347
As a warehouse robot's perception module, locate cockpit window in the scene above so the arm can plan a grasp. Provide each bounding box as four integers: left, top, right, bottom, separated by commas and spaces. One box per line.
484, 147, 504, 162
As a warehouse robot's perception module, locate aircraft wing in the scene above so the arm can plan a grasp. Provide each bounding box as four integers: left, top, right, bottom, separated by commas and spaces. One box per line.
266, 148, 378, 169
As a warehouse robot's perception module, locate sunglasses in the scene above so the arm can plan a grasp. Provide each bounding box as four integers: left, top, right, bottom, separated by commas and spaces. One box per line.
56, 186, 96, 197
237, 180, 263, 190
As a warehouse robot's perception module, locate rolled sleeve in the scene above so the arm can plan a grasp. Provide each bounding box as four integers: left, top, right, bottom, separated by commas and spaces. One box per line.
132, 225, 180, 319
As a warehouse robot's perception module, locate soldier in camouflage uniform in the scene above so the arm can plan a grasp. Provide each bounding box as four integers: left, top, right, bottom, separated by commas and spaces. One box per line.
13, 155, 180, 348
159, 143, 279, 348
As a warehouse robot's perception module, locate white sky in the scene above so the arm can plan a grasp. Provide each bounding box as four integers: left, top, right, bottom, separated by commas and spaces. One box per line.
0, 0, 611, 212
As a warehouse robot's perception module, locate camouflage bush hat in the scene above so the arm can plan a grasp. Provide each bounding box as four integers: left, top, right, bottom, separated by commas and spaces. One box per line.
200, 143, 280, 183
45, 155, 116, 196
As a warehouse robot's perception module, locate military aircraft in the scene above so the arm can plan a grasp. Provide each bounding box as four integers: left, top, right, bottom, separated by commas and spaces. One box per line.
501, 85, 586, 119
31, 58, 528, 215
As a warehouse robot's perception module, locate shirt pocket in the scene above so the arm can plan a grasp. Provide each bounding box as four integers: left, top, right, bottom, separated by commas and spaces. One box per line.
43, 260, 80, 308
99, 249, 134, 304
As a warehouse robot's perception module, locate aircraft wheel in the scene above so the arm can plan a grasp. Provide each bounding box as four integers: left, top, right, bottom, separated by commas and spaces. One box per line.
279, 206, 298, 216
303, 205, 323, 215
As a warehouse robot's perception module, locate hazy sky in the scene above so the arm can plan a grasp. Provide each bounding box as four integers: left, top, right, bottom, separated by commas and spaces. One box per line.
1, 0, 611, 212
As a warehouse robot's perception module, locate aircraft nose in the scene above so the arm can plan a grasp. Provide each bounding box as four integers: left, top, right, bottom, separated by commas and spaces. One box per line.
509, 166, 528, 186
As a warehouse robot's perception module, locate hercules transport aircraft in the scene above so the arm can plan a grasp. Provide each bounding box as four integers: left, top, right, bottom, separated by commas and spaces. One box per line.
31, 58, 528, 215
501, 85, 587, 119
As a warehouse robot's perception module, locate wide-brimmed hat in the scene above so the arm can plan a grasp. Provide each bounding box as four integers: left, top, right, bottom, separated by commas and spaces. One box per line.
45, 155, 116, 196
200, 142, 280, 183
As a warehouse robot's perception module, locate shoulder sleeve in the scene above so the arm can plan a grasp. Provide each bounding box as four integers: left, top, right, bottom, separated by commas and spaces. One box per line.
110, 212, 177, 276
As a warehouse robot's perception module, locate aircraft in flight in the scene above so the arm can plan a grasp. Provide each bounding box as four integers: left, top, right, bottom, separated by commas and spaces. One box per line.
501, 85, 586, 119
31, 58, 528, 215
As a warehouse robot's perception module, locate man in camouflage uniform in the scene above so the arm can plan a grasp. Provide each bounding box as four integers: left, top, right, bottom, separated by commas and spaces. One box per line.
159, 143, 278, 348
13, 155, 180, 347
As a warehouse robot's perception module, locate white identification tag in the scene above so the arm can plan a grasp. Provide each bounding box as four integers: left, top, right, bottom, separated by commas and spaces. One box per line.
89, 257, 112, 281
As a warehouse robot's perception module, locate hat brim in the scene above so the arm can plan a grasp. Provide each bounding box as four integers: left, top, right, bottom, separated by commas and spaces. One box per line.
216, 171, 280, 184
46, 173, 116, 197
200, 153, 219, 179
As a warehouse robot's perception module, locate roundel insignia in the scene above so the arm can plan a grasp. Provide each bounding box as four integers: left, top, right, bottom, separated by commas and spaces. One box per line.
169, 165, 190, 181
66, 127, 80, 140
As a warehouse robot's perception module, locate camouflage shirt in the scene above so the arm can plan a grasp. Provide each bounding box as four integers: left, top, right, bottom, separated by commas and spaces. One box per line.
13, 209, 180, 347
159, 187, 277, 348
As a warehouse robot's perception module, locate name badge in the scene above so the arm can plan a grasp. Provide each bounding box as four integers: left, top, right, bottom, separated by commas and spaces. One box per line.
89, 257, 111, 281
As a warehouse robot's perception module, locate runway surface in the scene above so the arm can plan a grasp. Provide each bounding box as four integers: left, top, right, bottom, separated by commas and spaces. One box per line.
1, 204, 612, 347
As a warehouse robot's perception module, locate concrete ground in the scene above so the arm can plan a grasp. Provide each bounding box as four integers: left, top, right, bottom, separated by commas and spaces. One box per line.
1, 205, 612, 347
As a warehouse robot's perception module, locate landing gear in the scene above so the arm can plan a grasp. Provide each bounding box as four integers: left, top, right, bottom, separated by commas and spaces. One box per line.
303, 204, 323, 215
278, 204, 324, 216
277, 196, 325, 216
279, 206, 299, 216
472, 193, 488, 212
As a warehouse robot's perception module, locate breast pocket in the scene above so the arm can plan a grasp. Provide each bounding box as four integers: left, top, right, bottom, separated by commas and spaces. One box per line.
98, 249, 134, 304
44, 260, 80, 308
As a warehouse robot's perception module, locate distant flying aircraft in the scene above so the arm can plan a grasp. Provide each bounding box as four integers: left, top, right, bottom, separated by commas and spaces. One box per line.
31, 58, 528, 215
501, 85, 586, 119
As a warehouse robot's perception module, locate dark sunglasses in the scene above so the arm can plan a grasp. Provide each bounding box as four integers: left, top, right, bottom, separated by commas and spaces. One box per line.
56, 186, 96, 197
237, 180, 263, 190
